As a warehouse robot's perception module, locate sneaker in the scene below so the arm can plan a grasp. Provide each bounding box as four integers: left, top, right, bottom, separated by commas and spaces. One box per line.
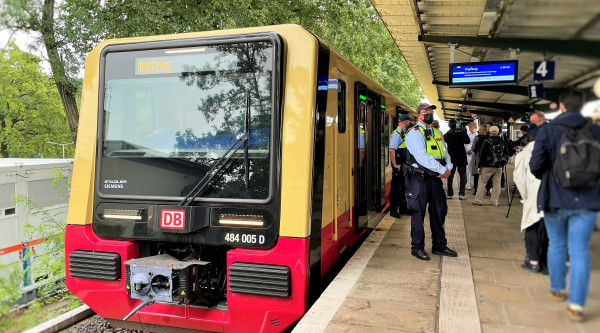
491, 202, 498, 207
566, 306, 584, 322
446, 195, 453, 199
459, 195, 466, 200
466, 186, 472, 190
549, 290, 567, 302
472, 202, 482, 206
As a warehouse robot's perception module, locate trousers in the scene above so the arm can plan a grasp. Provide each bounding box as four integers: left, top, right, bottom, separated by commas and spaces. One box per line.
545, 209, 598, 307
447, 165, 467, 197
405, 174, 448, 251
389, 166, 408, 213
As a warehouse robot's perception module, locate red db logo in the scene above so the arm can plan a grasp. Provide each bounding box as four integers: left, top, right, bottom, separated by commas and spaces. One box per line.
160, 209, 185, 230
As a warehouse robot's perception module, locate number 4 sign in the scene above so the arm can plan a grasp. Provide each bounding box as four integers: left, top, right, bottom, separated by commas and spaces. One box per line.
533, 61, 555, 81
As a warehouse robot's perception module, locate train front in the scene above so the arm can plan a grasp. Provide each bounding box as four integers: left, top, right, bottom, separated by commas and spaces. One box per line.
65, 28, 315, 333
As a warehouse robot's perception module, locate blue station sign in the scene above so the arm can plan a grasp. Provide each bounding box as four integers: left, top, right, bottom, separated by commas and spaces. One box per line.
528, 83, 545, 99
533, 61, 555, 81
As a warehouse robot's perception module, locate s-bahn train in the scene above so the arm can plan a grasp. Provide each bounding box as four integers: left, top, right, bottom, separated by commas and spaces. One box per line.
65, 24, 414, 332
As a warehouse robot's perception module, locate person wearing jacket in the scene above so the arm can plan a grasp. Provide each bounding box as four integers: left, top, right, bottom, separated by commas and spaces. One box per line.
473, 126, 509, 206
444, 120, 471, 199
530, 88, 600, 322
513, 136, 545, 273
470, 125, 488, 195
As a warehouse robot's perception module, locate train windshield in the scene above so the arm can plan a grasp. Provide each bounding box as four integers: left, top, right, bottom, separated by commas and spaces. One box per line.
99, 41, 276, 200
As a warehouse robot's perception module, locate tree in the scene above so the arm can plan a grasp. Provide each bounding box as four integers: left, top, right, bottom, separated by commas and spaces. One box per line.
0, 43, 73, 158
0, 0, 80, 142
1, 0, 422, 141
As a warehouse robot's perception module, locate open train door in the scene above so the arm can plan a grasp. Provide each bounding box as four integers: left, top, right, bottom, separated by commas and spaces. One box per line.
354, 82, 371, 232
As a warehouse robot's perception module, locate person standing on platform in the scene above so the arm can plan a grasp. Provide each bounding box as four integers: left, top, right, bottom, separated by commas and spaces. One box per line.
530, 88, 600, 322
444, 120, 471, 200
513, 136, 546, 273
470, 124, 488, 196
388, 114, 412, 217
465, 122, 477, 190
404, 103, 457, 261
528, 111, 547, 138
473, 126, 509, 206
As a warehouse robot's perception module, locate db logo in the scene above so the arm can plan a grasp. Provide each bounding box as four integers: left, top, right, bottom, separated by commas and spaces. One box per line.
160, 209, 185, 230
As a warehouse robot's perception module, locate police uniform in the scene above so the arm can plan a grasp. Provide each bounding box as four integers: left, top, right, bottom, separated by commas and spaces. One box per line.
389, 126, 409, 215
405, 121, 455, 257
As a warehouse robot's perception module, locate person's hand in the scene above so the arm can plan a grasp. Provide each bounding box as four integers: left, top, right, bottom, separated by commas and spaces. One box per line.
437, 167, 451, 179
478, 168, 481, 174
395, 165, 402, 170
466, 149, 472, 155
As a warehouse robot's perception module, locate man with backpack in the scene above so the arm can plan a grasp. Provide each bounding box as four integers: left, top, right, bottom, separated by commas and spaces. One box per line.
530, 88, 600, 322
472, 126, 509, 206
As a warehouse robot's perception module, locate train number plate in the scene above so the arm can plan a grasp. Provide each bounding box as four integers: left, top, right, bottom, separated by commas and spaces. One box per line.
224, 233, 265, 245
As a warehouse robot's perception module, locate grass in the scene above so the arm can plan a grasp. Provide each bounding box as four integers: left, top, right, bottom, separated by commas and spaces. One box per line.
0, 292, 83, 333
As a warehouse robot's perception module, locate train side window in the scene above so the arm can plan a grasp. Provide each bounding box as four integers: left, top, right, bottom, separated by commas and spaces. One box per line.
337, 80, 346, 133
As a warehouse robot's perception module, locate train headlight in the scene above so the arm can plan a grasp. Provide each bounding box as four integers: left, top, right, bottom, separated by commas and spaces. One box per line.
103, 209, 144, 221
218, 214, 265, 227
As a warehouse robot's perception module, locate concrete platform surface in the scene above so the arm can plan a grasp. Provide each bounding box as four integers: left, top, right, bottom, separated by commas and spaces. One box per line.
294, 165, 600, 333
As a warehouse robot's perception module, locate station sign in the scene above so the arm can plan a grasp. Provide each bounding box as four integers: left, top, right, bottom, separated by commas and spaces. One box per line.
528, 83, 545, 99
533, 61, 555, 81
449, 60, 518, 87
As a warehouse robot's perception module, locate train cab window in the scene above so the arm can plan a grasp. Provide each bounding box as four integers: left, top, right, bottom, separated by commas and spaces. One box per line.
99, 40, 279, 200
337, 80, 346, 133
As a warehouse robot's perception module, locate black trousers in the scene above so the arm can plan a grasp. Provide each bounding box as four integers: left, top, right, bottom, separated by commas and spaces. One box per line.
447, 165, 467, 197
525, 219, 547, 264
389, 166, 408, 213
405, 174, 448, 251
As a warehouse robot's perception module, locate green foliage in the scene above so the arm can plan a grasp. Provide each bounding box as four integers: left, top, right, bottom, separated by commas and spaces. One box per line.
0, 169, 74, 322
0, 261, 24, 315
58, 0, 422, 108
14, 170, 70, 296
0, 43, 74, 158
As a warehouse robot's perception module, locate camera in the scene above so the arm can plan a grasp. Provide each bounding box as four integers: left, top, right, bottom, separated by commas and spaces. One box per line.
457, 121, 467, 132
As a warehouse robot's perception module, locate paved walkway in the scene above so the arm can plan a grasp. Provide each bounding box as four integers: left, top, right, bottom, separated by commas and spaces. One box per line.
294, 165, 600, 332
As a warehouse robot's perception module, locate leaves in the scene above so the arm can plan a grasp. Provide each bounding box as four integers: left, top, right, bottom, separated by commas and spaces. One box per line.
0, 43, 73, 158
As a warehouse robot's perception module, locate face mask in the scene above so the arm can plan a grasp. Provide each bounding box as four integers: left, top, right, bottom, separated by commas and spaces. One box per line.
529, 122, 537, 129
423, 113, 434, 125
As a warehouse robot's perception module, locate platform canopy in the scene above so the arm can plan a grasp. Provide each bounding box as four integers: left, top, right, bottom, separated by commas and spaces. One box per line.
370, 0, 600, 120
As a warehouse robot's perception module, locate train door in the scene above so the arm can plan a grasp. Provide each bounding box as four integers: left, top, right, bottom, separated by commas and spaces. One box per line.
354, 82, 376, 231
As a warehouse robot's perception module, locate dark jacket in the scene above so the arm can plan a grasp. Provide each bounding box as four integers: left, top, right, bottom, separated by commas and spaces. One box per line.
529, 110, 600, 212
478, 136, 509, 168
444, 128, 470, 167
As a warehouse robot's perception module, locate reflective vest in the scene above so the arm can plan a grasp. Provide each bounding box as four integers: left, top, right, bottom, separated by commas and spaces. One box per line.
407, 126, 447, 173
393, 128, 407, 149
418, 126, 446, 158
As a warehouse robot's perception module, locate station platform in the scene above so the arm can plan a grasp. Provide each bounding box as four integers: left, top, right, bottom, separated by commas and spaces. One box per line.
294, 167, 600, 333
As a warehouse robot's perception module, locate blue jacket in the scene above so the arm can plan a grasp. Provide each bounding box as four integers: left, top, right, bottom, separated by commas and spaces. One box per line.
529, 110, 600, 212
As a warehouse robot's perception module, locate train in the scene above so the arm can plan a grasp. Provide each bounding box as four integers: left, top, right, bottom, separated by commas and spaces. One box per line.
65, 24, 414, 332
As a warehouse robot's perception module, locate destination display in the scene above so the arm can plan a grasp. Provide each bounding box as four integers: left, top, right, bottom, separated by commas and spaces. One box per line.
449, 60, 518, 86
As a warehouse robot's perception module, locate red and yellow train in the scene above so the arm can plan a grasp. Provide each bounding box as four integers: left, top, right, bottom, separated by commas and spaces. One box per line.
65, 24, 414, 332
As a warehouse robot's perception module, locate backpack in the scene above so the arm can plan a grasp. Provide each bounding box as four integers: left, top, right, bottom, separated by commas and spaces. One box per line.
552, 123, 600, 189
484, 139, 507, 168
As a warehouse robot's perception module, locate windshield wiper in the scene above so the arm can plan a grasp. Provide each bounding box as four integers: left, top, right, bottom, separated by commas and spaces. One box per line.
179, 92, 251, 206
244, 91, 251, 188
179, 134, 247, 206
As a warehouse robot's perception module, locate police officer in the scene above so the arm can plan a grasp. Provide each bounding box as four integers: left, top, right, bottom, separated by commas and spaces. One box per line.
405, 103, 457, 260
389, 114, 412, 217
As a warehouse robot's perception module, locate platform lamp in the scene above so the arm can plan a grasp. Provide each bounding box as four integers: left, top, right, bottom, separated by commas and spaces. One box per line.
47, 141, 74, 159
